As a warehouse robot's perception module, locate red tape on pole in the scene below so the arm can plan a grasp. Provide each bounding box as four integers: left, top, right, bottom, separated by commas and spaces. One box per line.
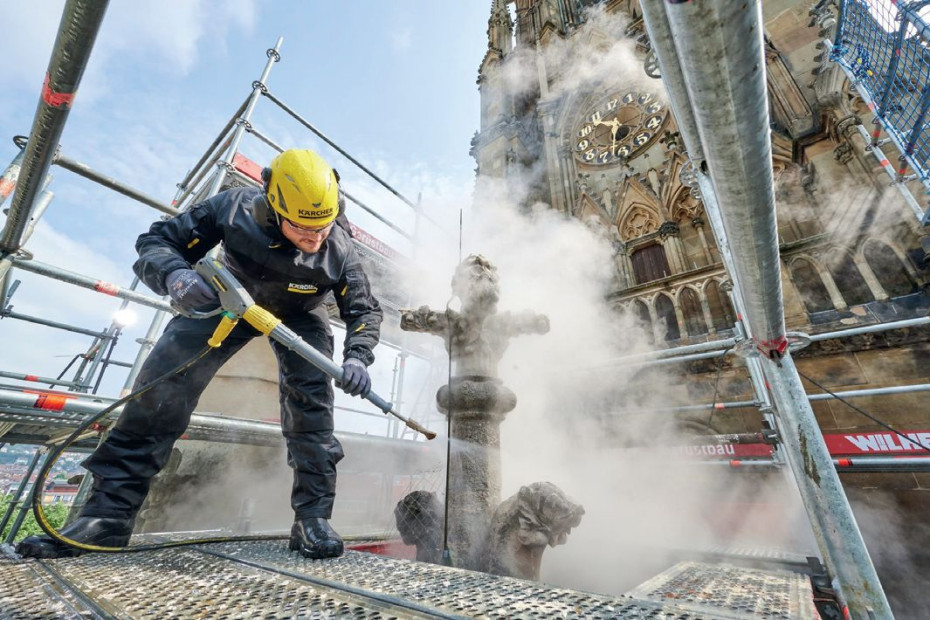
94, 281, 120, 296
41, 73, 76, 108
29, 391, 76, 411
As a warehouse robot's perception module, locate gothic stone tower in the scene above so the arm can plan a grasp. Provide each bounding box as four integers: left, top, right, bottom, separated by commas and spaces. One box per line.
471, 0, 930, 601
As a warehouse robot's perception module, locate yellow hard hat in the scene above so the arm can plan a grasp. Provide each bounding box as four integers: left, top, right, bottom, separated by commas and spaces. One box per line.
265, 149, 339, 228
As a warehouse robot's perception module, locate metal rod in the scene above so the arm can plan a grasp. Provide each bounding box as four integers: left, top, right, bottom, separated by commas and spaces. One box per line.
0, 144, 26, 207
9, 256, 175, 313
810, 315, 930, 341
207, 38, 283, 197
638, 349, 727, 367
0, 308, 112, 339
0, 387, 439, 454
120, 308, 168, 396
172, 132, 235, 209
54, 153, 177, 216
0, 188, 54, 308
0, 0, 109, 253
608, 315, 930, 368
243, 123, 285, 153
174, 94, 250, 196
0, 447, 43, 535
709, 457, 930, 473
261, 90, 420, 212
0, 371, 80, 389
639, 0, 705, 161
665, 0, 784, 357
645, 0, 893, 610
807, 382, 930, 401
343, 189, 413, 239
763, 355, 892, 618
609, 336, 738, 365
80, 277, 139, 392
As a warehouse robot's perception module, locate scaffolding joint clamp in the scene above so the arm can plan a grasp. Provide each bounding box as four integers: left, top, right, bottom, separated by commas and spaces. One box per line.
785, 331, 812, 352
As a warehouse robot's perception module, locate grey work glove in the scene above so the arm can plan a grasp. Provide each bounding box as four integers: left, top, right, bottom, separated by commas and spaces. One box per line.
340, 358, 371, 397
165, 268, 219, 311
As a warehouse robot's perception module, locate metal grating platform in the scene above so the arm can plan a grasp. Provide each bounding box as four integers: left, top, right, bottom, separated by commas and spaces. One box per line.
1, 540, 815, 619
627, 561, 817, 620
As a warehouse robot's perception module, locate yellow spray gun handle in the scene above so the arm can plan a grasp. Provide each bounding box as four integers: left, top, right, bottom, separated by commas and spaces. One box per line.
208, 311, 240, 347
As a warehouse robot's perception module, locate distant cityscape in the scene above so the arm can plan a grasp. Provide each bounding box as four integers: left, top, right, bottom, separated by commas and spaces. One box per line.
1, 444, 85, 506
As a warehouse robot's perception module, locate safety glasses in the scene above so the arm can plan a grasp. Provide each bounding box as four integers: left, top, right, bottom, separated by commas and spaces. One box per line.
284, 219, 334, 236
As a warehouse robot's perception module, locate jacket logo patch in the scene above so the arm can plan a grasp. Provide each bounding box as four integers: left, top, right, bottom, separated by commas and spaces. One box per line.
287, 282, 319, 294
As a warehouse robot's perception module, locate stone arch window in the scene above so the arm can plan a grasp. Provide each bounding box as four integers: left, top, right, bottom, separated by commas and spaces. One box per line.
679, 287, 708, 337
655, 293, 680, 342
826, 250, 874, 306
705, 280, 735, 330
631, 243, 671, 284
632, 299, 654, 345
789, 258, 833, 313
620, 204, 660, 241
671, 190, 712, 269
863, 240, 918, 298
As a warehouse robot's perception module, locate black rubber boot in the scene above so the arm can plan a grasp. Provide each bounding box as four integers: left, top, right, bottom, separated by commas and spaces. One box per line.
289, 517, 344, 559
15, 516, 133, 559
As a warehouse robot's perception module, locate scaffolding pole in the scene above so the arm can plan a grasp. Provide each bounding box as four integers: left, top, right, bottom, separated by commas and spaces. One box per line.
0, 0, 109, 254
0, 143, 25, 207
642, 0, 892, 614
206, 38, 283, 197
0, 188, 54, 309
53, 153, 177, 216
8, 256, 175, 313
173, 94, 250, 204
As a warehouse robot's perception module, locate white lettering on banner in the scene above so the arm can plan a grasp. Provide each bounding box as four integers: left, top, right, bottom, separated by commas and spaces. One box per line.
349, 223, 400, 260
677, 444, 736, 457
841, 431, 930, 453
846, 434, 881, 452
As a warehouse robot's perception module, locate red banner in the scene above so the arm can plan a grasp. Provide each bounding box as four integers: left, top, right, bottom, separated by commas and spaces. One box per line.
681, 429, 930, 459
349, 222, 401, 260
822, 429, 930, 455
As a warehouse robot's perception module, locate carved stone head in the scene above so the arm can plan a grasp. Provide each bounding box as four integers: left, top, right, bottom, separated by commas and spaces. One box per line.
451, 254, 500, 315
515, 481, 585, 548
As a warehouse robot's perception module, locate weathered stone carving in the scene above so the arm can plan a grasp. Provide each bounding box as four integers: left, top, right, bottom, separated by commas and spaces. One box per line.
400, 255, 557, 572
487, 482, 585, 580
394, 491, 443, 564
401, 255, 549, 378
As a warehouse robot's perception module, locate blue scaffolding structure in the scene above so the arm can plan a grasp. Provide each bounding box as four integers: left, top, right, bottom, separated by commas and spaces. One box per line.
831, 0, 930, 224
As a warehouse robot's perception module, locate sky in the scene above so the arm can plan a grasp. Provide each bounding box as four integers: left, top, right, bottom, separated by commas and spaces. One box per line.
0, 1, 488, 431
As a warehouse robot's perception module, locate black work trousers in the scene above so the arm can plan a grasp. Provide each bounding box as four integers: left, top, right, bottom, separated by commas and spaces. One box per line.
81, 306, 344, 522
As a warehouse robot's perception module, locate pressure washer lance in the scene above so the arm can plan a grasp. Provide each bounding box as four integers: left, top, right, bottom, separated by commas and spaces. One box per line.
190, 257, 436, 440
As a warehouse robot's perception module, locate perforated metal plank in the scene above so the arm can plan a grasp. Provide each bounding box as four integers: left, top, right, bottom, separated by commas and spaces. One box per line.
39, 548, 425, 619
0, 559, 99, 619
205, 540, 766, 619
627, 561, 817, 620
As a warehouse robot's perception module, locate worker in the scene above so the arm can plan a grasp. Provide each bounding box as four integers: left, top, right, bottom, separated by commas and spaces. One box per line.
17, 149, 383, 560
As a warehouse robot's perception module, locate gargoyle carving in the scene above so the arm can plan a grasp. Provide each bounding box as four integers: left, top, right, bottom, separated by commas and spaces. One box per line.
487, 482, 585, 579
394, 491, 443, 564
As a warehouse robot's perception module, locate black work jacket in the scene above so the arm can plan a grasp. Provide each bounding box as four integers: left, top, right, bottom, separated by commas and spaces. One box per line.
133, 187, 382, 365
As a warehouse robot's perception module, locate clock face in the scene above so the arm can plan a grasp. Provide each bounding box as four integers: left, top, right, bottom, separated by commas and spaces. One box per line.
573, 92, 668, 166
